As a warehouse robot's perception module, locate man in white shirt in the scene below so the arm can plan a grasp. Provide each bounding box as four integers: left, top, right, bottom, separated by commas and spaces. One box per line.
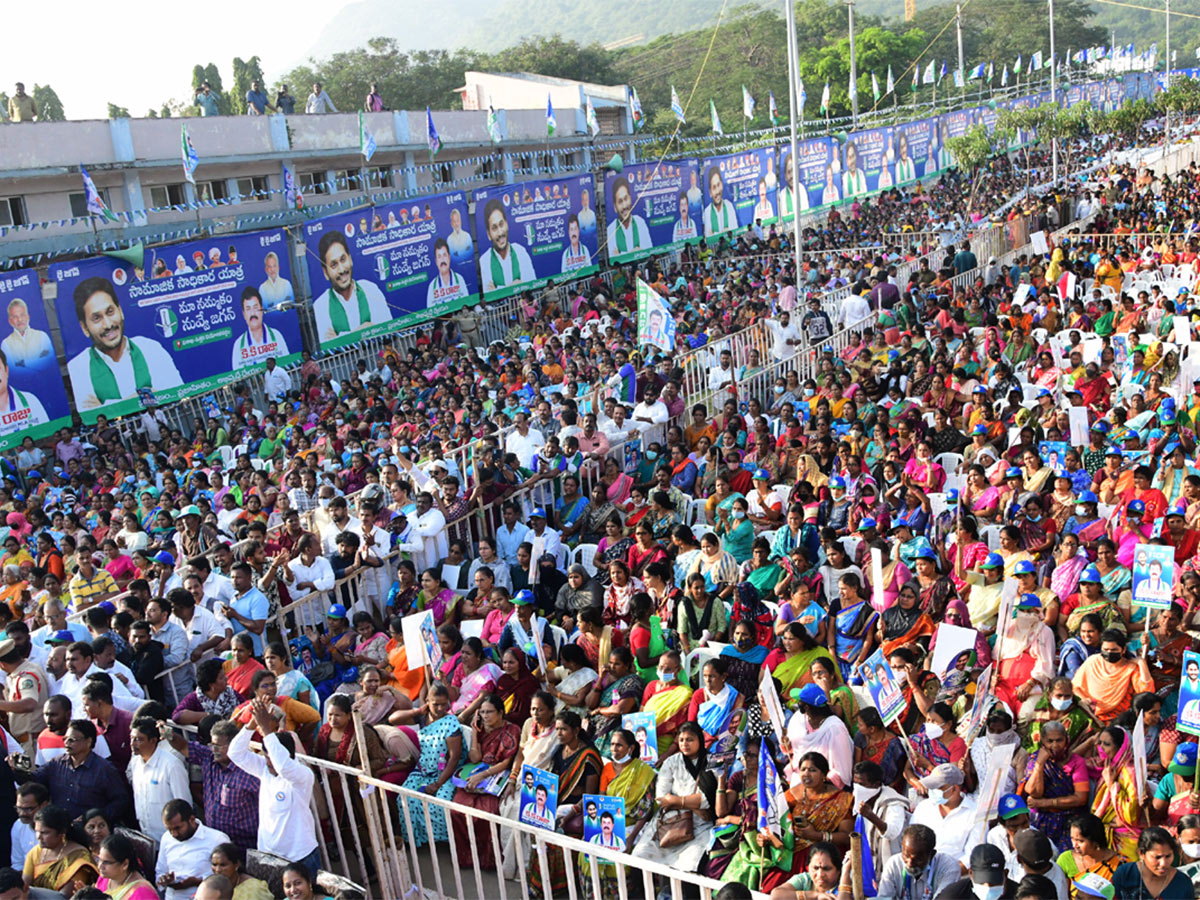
479, 198, 535, 293
258, 251, 294, 309
60, 641, 138, 718
875, 824, 962, 900
505, 412, 545, 469
156, 799, 230, 900
10, 782, 46, 868
1, 298, 53, 367
319, 497, 361, 558
1011, 828, 1070, 900
526, 509, 564, 568
495, 503, 530, 567
838, 288, 873, 330
630, 386, 669, 446
763, 311, 802, 362
128, 724, 191, 842
606, 176, 652, 257
312, 231, 390, 344
785, 685, 853, 787
305, 82, 338, 114
910, 763, 978, 861
172, 582, 232, 660
262, 357, 291, 401
851, 761, 908, 866
405, 491, 448, 574
707, 348, 736, 393
227, 700, 320, 874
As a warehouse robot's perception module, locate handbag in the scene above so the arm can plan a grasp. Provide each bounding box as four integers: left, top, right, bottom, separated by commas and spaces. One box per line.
655, 809, 694, 848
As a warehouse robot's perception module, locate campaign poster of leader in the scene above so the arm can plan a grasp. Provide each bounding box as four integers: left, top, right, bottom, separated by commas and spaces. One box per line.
603, 159, 702, 263
698, 149, 776, 242
50, 230, 302, 423
302, 190, 478, 350
474, 174, 600, 300
0, 269, 72, 449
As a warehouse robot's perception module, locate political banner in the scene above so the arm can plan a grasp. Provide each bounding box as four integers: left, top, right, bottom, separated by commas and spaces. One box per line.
929, 623, 978, 680
936, 109, 975, 171
622, 711, 659, 766
50, 230, 302, 423
779, 139, 837, 218
1178, 650, 1200, 736
1038, 441, 1071, 471
302, 189, 478, 350
518, 764, 558, 830
603, 159, 701, 263
1131, 543, 1174, 610
845, 127, 891, 196
636, 279, 675, 353
973, 741, 1016, 824
893, 119, 935, 184
0, 270, 72, 449
698, 149, 776, 241
474, 174, 600, 300
857, 648, 906, 726
582, 795, 627, 851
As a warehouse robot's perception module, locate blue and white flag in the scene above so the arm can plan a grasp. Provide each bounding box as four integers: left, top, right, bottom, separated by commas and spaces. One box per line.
487, 102, 504, 143
426, 106, 441, 159
181, 124, 199, 185
710, 99, 724, 135
969, 62, 986, 80
756, 740, 786, 837
585, 96, 600, 137
939, 60, 947, 82
742, 85, 756, 119
799, 79, 807, 115
670, 86, 685, 124
922, 60, 936, 85
546, 94, 556, 136
80, 166, 116, 221
358, 111, 376, 162
820, 81, 830, 114
856, 812, 879, 896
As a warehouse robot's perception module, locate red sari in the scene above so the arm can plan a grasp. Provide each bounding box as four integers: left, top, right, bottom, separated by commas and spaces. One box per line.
450, 722, 521, 870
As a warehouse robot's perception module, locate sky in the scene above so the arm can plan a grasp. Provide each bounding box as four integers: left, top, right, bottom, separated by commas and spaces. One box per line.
6, 0, 355, 120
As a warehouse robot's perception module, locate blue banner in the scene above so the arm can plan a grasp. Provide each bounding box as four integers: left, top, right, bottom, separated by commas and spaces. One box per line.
603, 160, 702, 264
894, 118, 935, 184
0, 269, 72, 449
50, 230, 302, 423
302, 190, 478, 351
846, 127, 891, 195
779, 139, 837, 218
699, 149, 776, 242
938, 109, 976, 170
474, 174, 600, 300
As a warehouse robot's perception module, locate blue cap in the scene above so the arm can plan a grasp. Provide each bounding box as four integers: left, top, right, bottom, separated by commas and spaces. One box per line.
797, 684, 828, 707
1105, 447, 1122, 458
857, 517, 877, 532
981, 552, 1004, 569
973, 384, 988, 394
1091, 421, 1109, 432
530, 507, 547, 519
829, 476, 846, 490
1013, 560, 1037, 575
997, 793, 1030, 819
888, 349, 900, 360
913, 546, 938, 560
1169, 501, 1188, 518
1127, 499, 1146, 515
152, 550, 174, 566
1170, 742, 1198, 775
46, 630, 75, 645
326, 603, 348, 619
1079, 565, 1102, 584
513, 589, 535, 606
1078, 490, 1098, 504
753, 468, 771, 480
1036, 387, 1052, 398
97, 601, 116, 614
26, 470, 39, 479
946, 489, 960, 503
971, 424, 988, 435
1017, 592, 1043, 609
1005, 466, 1023, 479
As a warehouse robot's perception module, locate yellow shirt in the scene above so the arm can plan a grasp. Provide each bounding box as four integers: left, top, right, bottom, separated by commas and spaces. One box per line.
67, 568, 117, 612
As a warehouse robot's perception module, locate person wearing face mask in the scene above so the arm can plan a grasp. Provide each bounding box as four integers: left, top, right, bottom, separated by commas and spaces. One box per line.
639, 650, 693, 759
1173, 812, 1200, 893
849, 760, 907, 865
876, 823, 961, 900
1072, 629, 1154, 724
909, 762, 977, 860
932, 843, 1018, 900
1027, 676, 1093, 752
993, 593, 1056, 719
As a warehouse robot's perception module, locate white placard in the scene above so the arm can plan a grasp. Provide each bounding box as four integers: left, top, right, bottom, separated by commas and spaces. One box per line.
871, 547, 884, 611
1175, 316, 1193, 345
974, 741, 1016, 824
1058, 272, 1077, 302
929, 623, 980, 679
529, 535, 546, 584
759, 668, 787, 742
1013, 283, 1032, 307
400, 609, 436, 670
1133, 710, 1148, 805
1068, 406, 1090, 446
441, 563, 462, 592
1030, 231, 1049, 255
1048, 335, 1066, 368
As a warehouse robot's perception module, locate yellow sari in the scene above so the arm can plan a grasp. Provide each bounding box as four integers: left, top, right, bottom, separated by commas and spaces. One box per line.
642, 681, 694, 755
24, 843, 95, 894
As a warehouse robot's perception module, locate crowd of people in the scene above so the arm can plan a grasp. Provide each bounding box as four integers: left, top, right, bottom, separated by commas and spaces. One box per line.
0, 124, 1191, 900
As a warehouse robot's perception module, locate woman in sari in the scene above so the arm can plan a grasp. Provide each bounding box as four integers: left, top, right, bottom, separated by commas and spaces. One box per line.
1055, 811, 1126, 892
767, 623, 837, 703
23, 806, 97, 896
350, 665, 418, 763
383, 615, 426, 703
529, 711, 602, 899
596, 515, 636, 587
574, 607, 619, 672
586, 647, 643, 756
631, 722, 715, 874
496, 648, 540, 726
1020, 447, 1054, 495
264, 641, 317, 710
711, 736, 793, 885
1091, 724, 1142, 859
223, 633, 265, 699
434, 625, 464, 685
601, 457, 634, 506
1050, 535, 1090, 614
780, 751, 854, 877
829, 573, 878, 682
853, 707, 907, 789
499, 691, 560, 879
869, 542, 910, 612
209, 843, 273, 900
902, 702, 966, 792
394, 682, 463, 847
450, 693, 521, 871
687, 657, 744, 746
627, 522, 668, 579
93, 833, 153, 900
628, 593, 667, 684
346, 612, 389, 667
449, 637, 502, 720
811, 656, 859, 736
902, 440, 945, 494
578, 483, 620, 545
417, 568, 460, 626
547, 643, 597, 717
578, 728, 657, 900
687, 533, 741, 600
602, 560, 642, 629
640, 650, 693, 757
962, 465, 1001, 523
876, 580, 934, 658
1022, 720, 1090, 847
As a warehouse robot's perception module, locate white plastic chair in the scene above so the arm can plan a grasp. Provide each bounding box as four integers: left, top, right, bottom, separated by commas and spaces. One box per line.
572, 543, 599, 574
548, 624, 568, 653
687, 498, 709, 527
217, 445, 235, 467
762, 600, 780, 620
934, 452, 964, 475
1021, 383, 1042, 404
928, 492, 949, 519
772, 484, 793, 506
841, 535, 862, 560
684, 644, 727, 688
758, 528, 779, 548
694, 524, 715, 539
981, 525, 1003, 550
460, 619, 484, 640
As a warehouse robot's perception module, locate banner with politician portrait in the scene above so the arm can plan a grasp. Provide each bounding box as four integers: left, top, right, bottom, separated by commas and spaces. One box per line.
473, 174, 600, 300
1131, 543, 1174, 611
893, 119, 935, 185
778, 139, 836, 218
698, 149, 776, 242
1179, 651, 1200, 736
603, 159, 701, 263
518, 764, 558, 830
50, 231, 302, 423
857, 648, 906, 727
582, 795, 627, 851
302, 190, 479, 350
0, 269, 72, 449
845, 127, 892, 197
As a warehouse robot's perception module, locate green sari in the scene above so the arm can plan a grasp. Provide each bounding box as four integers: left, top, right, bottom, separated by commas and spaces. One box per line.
773, 647, 838, 708
746, 563, 783, 597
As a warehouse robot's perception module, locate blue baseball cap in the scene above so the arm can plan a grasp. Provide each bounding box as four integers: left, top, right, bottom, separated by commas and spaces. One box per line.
530, 507, 547, 519
1013, 560, 1037, 576
829, 476, 847, 490
971, 424, 988, 435
513, 589, 536, 606
997, 793, 1030, 819
797, 684, 828, 707
1005, 466, 1023, 479
973, 384, 988, 394
946, 489, 960, 503
326, 603, 348, 619
913, 545, 938, 560
1127, 499, 1146, 516
1105, 447, 1122, 458
1078, 490, 1098, 504
26, 470, 40, 480
1079, 565, 1102, 584
857, 517, 877, 532
753, 468, 771, 481
981, 552, 1004, 570
1017, 592, 1043, 609
46, 630, 75, 645
1169, 501, 1189, 518
152, 550, 174, 566
1170, 742, 1198, 776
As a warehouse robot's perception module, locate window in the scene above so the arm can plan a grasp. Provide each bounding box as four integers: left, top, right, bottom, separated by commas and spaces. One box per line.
0, 197, 27, 227
432, 163, 453, 185
541, 152, 554, 172
298, 172, 329, 196
149, 184, 186, 208
69, 190, 110, 218
197, 180, 228, 203
333, 169, 356, 192
365, 167, 393, 189
235, 176, 269, 201
475, 158, 496, 182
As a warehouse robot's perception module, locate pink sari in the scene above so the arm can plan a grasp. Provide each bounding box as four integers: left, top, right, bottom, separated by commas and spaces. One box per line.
1050, 550, 1089, 600
606, 473, 634, 505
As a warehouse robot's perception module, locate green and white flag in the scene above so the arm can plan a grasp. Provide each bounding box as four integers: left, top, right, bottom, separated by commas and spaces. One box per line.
886, 65, 895, 95
911, 66, 919, 92
358, 110, 377, 162
1002, 64, 1010, 86
710, 99, 723, 135
546, 94, 556, 136
987, 61, 994, 83
871, 71, 881, 102
585, 96, 600, 137
742, 85, 756, 119
820, 80, 830, 114
670, 86, 686, 123
922, 59, 936, 85
487, 102, 503, 143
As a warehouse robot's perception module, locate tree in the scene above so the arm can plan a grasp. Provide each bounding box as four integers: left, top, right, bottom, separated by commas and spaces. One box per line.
489, 36, 617, 84
190, 63, 231, 114
160, 103, 173, 119
107, 103, 131, 119
231, 56, 266, 115
1156, 78, 1200, 117
146, 109, 158, 118
31, 84, 64, 121
944, 122, 1000, 215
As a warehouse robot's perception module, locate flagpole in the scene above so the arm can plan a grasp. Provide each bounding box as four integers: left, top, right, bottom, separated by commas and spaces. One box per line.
1049, 0, 1059, 182
785, 0, 804, 290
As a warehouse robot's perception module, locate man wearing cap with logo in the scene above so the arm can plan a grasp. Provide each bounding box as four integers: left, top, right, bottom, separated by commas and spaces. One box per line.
0, 637, 47, 756
175, 505, 219, 561
784, 684, 853, 788
910, 762, 977, 860
993, 592, 1056, 717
